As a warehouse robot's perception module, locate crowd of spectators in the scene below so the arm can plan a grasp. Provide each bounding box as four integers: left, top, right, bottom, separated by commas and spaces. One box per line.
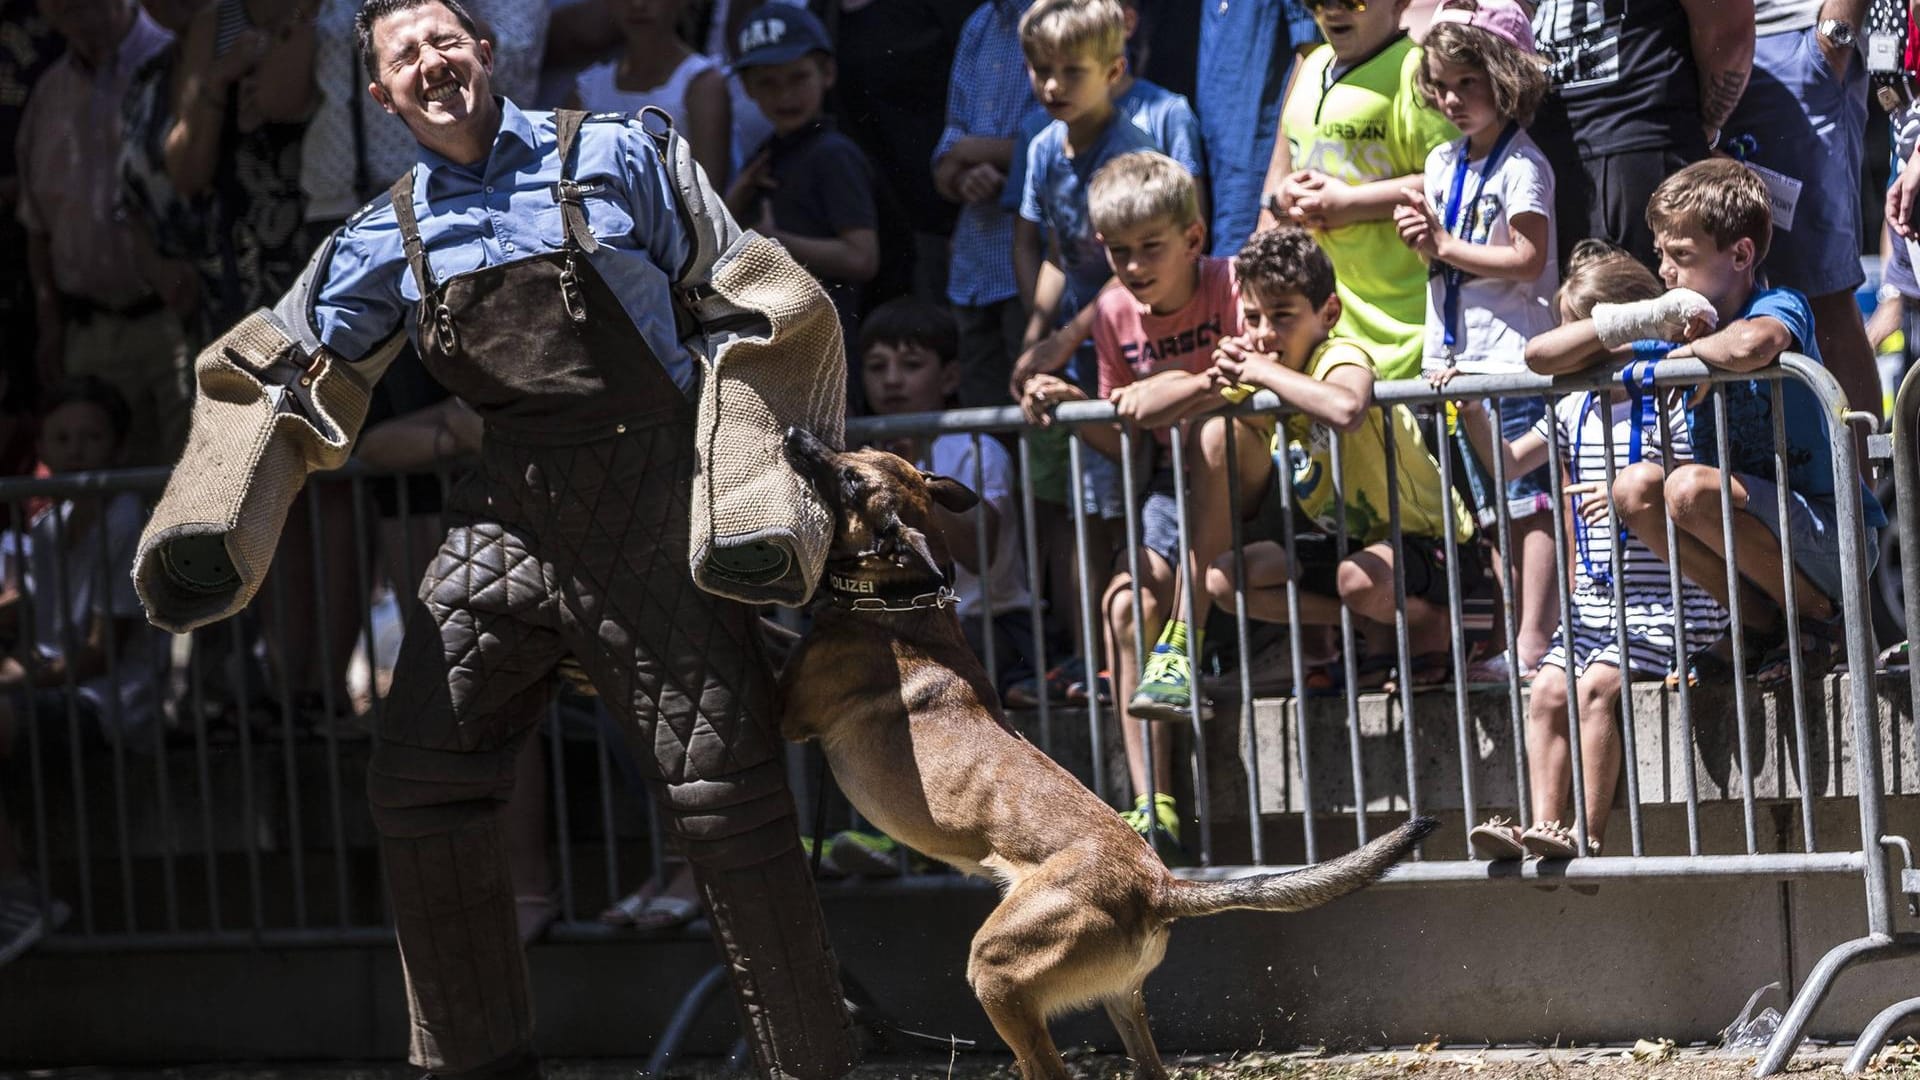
0, 0, 1908, 935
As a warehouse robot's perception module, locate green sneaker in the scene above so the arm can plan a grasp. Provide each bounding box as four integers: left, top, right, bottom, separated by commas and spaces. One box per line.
1120, 793, 1185, 864
1128, 646, 1210, 723
822, 830, 904, 877
1119, 792, 1180, 843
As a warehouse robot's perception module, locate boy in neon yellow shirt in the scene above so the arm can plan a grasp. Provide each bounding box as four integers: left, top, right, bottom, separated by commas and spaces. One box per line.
1202, 228, 1481, 692
1264, 0, 1456, 380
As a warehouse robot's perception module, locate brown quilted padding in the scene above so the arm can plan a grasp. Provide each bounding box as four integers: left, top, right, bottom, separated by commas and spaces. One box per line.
369, 420, 854, 1078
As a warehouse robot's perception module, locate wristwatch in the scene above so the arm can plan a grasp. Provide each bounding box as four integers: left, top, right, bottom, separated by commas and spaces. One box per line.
1819, 18, 1857, 48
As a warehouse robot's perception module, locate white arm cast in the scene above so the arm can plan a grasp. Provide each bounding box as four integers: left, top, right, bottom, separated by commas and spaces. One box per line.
1590, 288, 1718, 348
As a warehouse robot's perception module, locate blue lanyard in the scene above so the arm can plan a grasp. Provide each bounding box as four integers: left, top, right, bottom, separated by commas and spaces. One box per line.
1571, 360, 1658, 588
1440, 121, 1521, 354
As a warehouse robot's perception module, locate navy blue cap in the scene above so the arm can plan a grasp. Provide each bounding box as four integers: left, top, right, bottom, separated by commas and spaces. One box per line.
734, 3, 834, 69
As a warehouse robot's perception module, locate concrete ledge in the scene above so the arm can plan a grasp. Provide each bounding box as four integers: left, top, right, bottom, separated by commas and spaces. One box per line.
1218, 674, 1920, 819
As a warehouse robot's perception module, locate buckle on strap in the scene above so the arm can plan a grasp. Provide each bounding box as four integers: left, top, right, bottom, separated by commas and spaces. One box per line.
551, 179, 602, 254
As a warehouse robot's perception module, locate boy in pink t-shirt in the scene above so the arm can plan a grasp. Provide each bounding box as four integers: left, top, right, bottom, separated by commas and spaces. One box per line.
1094, 255, 1242, 423
1017, 150, 1240, 853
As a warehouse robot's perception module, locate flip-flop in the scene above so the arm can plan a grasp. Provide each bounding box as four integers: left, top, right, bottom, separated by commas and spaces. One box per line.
516, 894, 557, 944
1756, 616, 1843, 690
1665, 647, 1732, 690
1668, 626, 1785, 690
600, 880, 702, 932
1878, 640, 1911, 673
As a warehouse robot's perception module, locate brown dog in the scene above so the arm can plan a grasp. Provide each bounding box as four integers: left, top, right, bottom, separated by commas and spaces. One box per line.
778, 427, 1436, 1080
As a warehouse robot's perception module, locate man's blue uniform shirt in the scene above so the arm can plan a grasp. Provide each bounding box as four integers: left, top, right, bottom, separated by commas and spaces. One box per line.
1197, 0, 1318, 257
313, 99, 698, 394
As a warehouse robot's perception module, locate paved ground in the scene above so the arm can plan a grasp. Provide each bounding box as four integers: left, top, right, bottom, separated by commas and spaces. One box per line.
6, 1044, 1915, 1080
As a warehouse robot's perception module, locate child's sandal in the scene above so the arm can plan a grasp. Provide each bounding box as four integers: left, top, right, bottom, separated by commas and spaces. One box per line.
1520, 819, 1579, 860
1469, 815, 1526, 861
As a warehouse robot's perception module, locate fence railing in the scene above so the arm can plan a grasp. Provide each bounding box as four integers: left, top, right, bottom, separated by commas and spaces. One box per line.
0, 355, 1913, 1073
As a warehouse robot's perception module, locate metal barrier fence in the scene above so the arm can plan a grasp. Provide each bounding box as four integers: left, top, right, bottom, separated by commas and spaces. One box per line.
0, 355, 1912, 1072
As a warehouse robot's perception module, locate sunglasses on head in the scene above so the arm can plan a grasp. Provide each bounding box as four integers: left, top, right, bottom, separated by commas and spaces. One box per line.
1306, 0, 1367, 11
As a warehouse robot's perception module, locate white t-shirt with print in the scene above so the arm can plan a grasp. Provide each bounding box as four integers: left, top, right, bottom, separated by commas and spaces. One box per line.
920, 433, 1033, 620
1419, 128, 1559, 374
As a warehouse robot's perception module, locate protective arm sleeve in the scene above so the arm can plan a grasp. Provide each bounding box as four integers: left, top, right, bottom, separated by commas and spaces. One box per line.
659, 110, 846, 608
133, 243, 405, 633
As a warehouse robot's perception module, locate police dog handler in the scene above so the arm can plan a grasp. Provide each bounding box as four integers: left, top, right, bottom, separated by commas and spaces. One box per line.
130, 0, 858, 1076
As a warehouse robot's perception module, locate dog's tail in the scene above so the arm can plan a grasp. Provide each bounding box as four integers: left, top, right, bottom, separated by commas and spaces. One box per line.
1156, 817, 1437, 921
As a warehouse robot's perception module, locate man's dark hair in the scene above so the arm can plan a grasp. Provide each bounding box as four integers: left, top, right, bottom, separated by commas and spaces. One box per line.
1232, 227, 1337, 309
42, 375, 133, 446
858, 298, 960, 365
355, 0, 483, 82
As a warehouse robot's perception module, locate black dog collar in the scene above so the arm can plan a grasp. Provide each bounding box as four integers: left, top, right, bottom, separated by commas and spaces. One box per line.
825, 570, 958, 613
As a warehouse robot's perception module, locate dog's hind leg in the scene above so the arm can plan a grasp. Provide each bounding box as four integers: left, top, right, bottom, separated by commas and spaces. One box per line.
967, 889, 1074, 1080
974, 988, 1069, 1080
1103, 986, 1169, 1080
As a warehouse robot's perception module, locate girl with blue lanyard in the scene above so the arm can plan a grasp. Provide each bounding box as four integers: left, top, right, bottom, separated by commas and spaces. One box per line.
1395, 0, 1559, 685
1455, 244, 1728, 861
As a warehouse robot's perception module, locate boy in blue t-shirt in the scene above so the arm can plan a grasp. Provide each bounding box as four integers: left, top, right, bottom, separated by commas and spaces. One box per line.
1001, 0, 1208, 225
1538, 159, 1884, 688
1012, 0, 1157, 371
1011, 0, 1156, 546
1001, 0, 1207, 398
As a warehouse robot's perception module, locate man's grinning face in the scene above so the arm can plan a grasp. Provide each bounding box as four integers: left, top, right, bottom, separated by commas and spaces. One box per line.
368, 2, 498, 161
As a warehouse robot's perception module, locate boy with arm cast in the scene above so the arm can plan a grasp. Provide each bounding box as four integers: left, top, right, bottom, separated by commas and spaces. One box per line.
1544, 159, 1884, 687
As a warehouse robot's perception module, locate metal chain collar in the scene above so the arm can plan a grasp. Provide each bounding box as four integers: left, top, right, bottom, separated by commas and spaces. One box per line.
836, 586, 959, 613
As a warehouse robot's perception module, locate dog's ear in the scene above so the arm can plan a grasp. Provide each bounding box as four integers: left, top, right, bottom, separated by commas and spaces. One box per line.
877, 512, 947, 582
920, 472, 980, 513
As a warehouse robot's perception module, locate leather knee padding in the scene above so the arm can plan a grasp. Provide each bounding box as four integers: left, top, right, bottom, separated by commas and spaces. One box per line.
658, 760, 796, 865
691, 815, 858, 1080
367, 739, 524, 840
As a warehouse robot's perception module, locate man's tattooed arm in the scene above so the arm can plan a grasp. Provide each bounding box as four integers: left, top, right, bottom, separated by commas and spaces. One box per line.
1679, 0, 1755, 139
